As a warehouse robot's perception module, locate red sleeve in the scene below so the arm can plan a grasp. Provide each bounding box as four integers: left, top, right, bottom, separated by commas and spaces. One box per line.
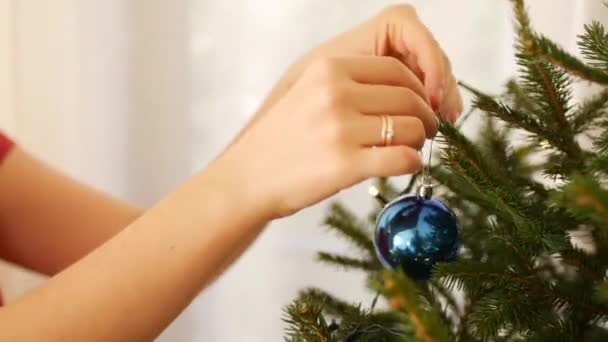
0, 131, 15, 164
0, 131, 11, 306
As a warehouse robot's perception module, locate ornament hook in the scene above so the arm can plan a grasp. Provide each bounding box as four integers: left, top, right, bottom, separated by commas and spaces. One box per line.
416, 137, 435, 200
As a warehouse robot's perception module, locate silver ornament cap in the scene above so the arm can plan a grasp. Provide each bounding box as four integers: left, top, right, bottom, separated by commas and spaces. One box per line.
416, 182, 434, 200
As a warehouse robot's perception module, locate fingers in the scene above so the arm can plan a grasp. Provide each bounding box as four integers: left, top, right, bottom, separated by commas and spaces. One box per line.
439, 71, 463, 123
328, 56, 429, 105
356, 146, 422, 178
349, 115, 426, 150
306, 55, 437, 133
378, 5, 461, 119
347, 83, 437, 137
397, 21, 445, 109
405, 51, 424, 81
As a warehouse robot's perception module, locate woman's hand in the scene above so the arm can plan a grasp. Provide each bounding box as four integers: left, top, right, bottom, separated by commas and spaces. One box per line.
357, 5, 463, 120
251, 4, 462, 127
215, 55, 435, 218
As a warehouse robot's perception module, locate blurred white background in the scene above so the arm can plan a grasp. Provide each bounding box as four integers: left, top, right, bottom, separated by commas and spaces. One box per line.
0, 0, 606, 341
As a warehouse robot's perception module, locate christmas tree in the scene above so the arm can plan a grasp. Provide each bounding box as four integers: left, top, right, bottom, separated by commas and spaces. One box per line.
283, 1, 608, 340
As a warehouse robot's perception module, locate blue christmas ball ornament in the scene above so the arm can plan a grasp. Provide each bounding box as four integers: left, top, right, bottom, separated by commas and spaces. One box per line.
374, 191, 461, 280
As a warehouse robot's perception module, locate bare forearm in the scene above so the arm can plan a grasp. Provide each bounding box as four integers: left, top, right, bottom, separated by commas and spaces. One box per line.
0, 163, 266, 341
0, 4, 465, 339
0, 148, 143, 275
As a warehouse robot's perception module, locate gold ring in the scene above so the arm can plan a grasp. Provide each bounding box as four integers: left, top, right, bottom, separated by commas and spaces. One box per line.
383, 115, 394, 146
380, 115, 387, 146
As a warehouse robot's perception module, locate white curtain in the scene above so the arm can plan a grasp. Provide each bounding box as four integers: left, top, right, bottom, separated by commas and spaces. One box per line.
0, 1, 605, 341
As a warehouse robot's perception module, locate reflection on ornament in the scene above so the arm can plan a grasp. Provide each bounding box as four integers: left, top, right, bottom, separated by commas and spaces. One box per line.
373, 190, 461, 280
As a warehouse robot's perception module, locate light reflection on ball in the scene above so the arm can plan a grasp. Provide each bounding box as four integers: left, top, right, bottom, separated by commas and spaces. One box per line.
374, 195, 461, 280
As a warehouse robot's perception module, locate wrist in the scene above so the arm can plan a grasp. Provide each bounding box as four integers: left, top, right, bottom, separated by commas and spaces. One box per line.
194, 155, 276, 224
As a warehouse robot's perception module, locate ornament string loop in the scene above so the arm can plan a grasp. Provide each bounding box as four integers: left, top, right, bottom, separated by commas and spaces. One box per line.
417, 137, 435, 200
370, 117, 461, 280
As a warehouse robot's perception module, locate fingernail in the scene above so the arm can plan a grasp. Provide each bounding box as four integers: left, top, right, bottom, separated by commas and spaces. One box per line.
449, 112, 459, 124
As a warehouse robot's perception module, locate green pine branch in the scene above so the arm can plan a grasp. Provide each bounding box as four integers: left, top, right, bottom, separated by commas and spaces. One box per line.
465, 83, 543, 134
441, 120, 570, 253
420, 281, 462, 340
505, 79, 541, 114
323, 203, 375, 257
562, 246, 606, 276
596, 282, 608, 304
593, 120, 608, 156
526, 33, 608, 86
512, 1, 573, 124
512, 0, 608, 85
553, 174, 608, 230
581, 326, 608, 342
283, 298, 336, 342
523, 319, 608, 342
515, 48, 573, 131
334, 313, 414, 342
375, 177, 400, 200
297, 288, 362, 318
579, 21, 608, 70
468, 292, 561, 340
552, 175, 608, 280
510, 0, 583, 160
477, 116, 548, 197
296, 288, 414, 341
438, 119, 512, 192
510, 0, 531, 38
479, 118, 511, 180
586, 153, 608, 175
427, 279, 460, 320
433, 257, 538, 299
373, 270, 452, 342
460, 83, 551, 148
317, 252, 380, 272
571, 90, 608, 133
462, 82, 583, 174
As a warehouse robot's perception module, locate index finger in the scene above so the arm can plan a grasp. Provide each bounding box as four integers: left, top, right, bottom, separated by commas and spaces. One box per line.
381, 6, 448, 110
334, 56, 430, 105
